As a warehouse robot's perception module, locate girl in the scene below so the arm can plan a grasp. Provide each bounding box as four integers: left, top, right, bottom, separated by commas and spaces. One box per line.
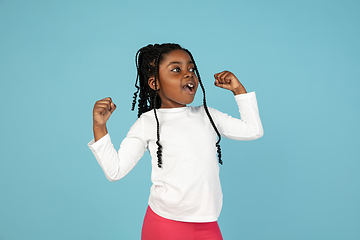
88, 43, 263, 240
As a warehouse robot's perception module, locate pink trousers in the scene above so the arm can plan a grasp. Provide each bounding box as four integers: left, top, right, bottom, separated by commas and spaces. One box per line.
141, 206, 223, 240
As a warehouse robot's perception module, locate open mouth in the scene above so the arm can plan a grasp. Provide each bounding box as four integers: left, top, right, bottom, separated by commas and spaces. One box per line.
183, 82, 195, 94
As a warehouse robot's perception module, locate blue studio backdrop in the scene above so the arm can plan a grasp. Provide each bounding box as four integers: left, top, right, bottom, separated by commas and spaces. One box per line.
0, 0, 359, 239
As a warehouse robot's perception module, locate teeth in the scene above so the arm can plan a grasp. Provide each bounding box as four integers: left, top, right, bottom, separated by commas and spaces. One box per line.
187, 83, 194, 88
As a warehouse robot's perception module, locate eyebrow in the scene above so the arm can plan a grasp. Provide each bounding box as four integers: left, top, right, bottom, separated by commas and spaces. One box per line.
167, 61, 193, 67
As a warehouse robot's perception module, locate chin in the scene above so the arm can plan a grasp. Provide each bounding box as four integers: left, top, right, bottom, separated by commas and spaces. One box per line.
184, 98, 195, 105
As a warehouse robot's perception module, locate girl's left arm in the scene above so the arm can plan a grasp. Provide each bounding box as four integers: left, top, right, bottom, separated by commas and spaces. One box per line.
211, 71, 263, 140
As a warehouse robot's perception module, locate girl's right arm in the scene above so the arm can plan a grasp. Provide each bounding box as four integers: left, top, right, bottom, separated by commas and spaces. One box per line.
93, 97, 116, 142
89, 97, 146, 181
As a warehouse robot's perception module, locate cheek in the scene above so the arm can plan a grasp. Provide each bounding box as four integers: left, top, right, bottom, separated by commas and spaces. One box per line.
158, 72, 172, 85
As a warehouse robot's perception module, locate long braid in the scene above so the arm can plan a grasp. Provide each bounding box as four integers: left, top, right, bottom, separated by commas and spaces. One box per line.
185, 49, 223, 165
153, 53, 163, 168
198, 77, 223, 165
131, 50, 141, 111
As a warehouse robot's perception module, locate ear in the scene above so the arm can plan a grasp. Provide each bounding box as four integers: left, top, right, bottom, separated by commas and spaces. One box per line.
148, 77, 160, 91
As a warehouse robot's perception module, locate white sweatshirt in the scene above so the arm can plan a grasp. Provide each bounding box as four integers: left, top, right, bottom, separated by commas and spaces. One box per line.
88, 91, 263, 222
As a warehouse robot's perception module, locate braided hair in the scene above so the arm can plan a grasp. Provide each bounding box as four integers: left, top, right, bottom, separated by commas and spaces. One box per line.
131, 43, 222, 168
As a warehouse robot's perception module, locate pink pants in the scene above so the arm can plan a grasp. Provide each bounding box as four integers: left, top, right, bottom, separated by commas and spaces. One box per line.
141, 206, 223, 240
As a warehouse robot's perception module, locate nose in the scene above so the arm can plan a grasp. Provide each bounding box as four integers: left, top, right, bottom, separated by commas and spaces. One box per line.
184, 69, 193, 78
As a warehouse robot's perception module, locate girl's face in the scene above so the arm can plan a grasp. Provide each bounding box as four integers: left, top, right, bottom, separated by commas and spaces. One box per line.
148, 49, 199, 108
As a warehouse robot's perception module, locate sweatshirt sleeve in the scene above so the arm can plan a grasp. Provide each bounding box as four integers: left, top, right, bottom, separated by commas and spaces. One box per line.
87, 118, 147, 181
209, 91, 264, 140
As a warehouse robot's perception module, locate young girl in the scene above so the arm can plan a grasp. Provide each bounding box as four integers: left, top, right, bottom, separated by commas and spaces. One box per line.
88, 43, 263, 240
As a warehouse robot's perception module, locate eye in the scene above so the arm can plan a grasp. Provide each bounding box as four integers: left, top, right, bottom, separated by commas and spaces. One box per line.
171, 67, 181, 72
189, 67, 197, 72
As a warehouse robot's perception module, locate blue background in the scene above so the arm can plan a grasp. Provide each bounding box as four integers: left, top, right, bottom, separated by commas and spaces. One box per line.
1, 0, 359, 239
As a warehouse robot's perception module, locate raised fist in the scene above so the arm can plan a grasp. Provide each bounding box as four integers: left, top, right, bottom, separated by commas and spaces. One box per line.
93, 97, 117, 127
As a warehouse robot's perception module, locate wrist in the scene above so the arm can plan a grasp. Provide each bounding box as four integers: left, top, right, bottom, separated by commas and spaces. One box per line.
93, 124, 108, 142
231, 85, 247, 95
93, 121, 106, 128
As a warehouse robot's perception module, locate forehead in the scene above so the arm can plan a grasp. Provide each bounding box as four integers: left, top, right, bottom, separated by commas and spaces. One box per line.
161, 49, 192, 64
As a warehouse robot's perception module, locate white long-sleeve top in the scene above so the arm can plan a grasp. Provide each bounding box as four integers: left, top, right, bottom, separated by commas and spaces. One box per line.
88, 91, 263, 222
